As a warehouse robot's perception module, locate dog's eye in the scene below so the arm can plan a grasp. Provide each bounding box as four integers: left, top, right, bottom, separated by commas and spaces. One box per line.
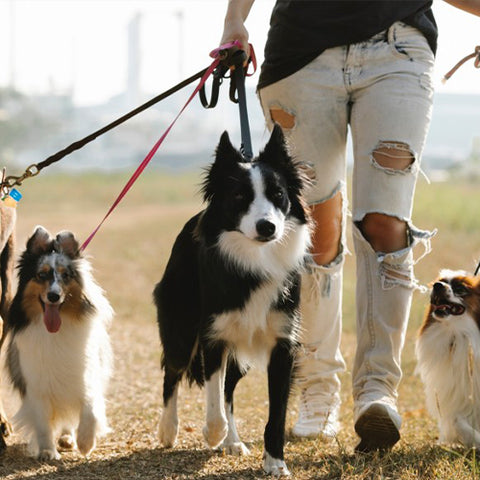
62, 271, 72, 282
453, 284, 469, 296
36, 271, 49, 281
233, 191, 246, 202
272, 189, 285, 200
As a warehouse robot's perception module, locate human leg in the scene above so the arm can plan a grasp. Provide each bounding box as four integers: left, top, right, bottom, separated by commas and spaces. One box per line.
349, 22, 436, 450
259, 49, 349, 438
292, 188, 346, 438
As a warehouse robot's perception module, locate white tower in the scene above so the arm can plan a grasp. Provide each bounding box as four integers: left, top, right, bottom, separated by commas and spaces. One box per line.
127, 12, 142, 106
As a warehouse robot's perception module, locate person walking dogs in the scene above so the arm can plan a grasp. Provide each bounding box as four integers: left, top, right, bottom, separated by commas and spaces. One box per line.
220, 0, 480, 452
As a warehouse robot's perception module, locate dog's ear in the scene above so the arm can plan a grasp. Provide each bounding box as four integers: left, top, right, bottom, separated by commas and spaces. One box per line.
260, 124, 307, 192
261, 124, 290, 165
54, 231, 80, 258
26, 226, 53, 255
216, 131, 237, 159
214, 131, 244, 166
202, 131, 244, 202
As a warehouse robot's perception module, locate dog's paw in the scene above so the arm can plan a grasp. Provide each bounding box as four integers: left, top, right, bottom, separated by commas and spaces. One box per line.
0, 433, 7, 452
158, 414, 178, 447
58, 433, 75, 451
222, 441, 250, 456
0, 415, 12, 438
0, 414, 11, 451
203, 419, 228, 449
77, 434, 96, 456
37, 448, 61, 461
76, 428, 96, 456
263, 452, 290, 477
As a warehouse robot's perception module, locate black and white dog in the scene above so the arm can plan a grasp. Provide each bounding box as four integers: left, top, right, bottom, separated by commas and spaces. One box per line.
154, 125, 311, 476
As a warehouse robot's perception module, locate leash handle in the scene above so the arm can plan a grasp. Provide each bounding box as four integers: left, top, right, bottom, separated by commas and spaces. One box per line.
209, 40, 243, 60
79, 57, 221, 252
443, 45, 480, 82
199, 42, 257, 109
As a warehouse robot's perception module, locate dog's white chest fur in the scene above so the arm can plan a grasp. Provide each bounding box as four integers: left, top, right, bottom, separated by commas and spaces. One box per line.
210, 224, 309, 369
12, 313, 111, 427
211, 280, 290, 368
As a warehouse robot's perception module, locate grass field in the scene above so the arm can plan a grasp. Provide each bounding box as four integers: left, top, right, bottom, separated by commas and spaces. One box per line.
1, 169, 480, 479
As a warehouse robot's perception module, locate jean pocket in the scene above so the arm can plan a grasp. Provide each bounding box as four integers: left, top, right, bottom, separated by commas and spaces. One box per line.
388, 22, 434, 65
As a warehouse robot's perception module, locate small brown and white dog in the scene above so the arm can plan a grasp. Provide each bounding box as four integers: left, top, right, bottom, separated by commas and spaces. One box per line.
5, 226, 113, 460
416, 269, 480, 447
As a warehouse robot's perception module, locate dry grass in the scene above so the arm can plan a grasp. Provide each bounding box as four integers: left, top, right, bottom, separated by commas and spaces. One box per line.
0, 170, 479, 479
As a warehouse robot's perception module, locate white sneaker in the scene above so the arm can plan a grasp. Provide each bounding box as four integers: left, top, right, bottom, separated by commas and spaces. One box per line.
292, 384, 340, 439
354, 398, 401, 452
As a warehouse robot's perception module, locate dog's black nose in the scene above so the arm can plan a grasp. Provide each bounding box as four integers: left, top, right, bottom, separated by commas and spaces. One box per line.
47, 292, 60, 303
433, 282, 445, 293
256, 219, 276, 239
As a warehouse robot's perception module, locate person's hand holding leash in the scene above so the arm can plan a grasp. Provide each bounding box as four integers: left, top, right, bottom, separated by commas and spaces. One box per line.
220, 0, 255, 59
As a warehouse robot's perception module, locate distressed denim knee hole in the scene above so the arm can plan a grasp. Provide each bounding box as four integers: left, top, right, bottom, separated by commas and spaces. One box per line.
353, 220, 435, 292
357, 213, 409, 253
310, 184, 346, 266
371, 141, 416, 174
269, 108, 296, 130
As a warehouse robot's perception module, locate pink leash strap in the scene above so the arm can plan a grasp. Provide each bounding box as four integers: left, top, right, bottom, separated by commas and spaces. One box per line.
79, 56, 221, 252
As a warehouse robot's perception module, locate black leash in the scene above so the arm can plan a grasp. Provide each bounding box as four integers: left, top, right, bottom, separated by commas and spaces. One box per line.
2, 67, 209, 189
2, 45, 256, 189
232, 52, 254, 161
199, 48, 254, 161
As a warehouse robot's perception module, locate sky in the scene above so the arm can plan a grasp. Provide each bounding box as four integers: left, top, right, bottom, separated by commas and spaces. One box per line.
0, 0, 479, 106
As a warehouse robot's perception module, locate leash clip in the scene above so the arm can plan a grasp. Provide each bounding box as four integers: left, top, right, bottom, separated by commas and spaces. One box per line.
3, 163, 40, 188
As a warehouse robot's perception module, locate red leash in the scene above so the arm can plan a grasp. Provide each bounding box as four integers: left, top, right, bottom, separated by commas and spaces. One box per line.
80, 42, 255, 252
79, 59, 220, 251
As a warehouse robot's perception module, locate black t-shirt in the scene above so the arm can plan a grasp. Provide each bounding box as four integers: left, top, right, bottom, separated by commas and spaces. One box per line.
258, 0, 437, 89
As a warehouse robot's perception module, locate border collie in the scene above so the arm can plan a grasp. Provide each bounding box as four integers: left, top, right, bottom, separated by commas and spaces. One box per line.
5, 226, 113, 460
154, 125, 311, 477
416, 269, 480, 447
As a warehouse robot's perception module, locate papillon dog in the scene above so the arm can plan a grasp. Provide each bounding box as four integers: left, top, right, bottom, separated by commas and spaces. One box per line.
154, 125, 311, 476
5, 226, 113, 460
416, 269, 480, 448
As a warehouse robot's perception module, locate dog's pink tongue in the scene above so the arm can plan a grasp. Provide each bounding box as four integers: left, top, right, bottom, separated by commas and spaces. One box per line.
44, 304, 61, 333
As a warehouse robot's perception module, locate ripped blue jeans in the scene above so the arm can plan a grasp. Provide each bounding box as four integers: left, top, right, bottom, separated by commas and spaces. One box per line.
259, 22, 435, 419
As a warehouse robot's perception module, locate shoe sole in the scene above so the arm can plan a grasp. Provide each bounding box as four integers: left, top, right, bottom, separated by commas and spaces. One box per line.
354, 404, 400, 453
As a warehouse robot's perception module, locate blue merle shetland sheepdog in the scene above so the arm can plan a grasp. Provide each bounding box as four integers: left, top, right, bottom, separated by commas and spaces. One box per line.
154, 125, 311, 477
5, 227, 113, 460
